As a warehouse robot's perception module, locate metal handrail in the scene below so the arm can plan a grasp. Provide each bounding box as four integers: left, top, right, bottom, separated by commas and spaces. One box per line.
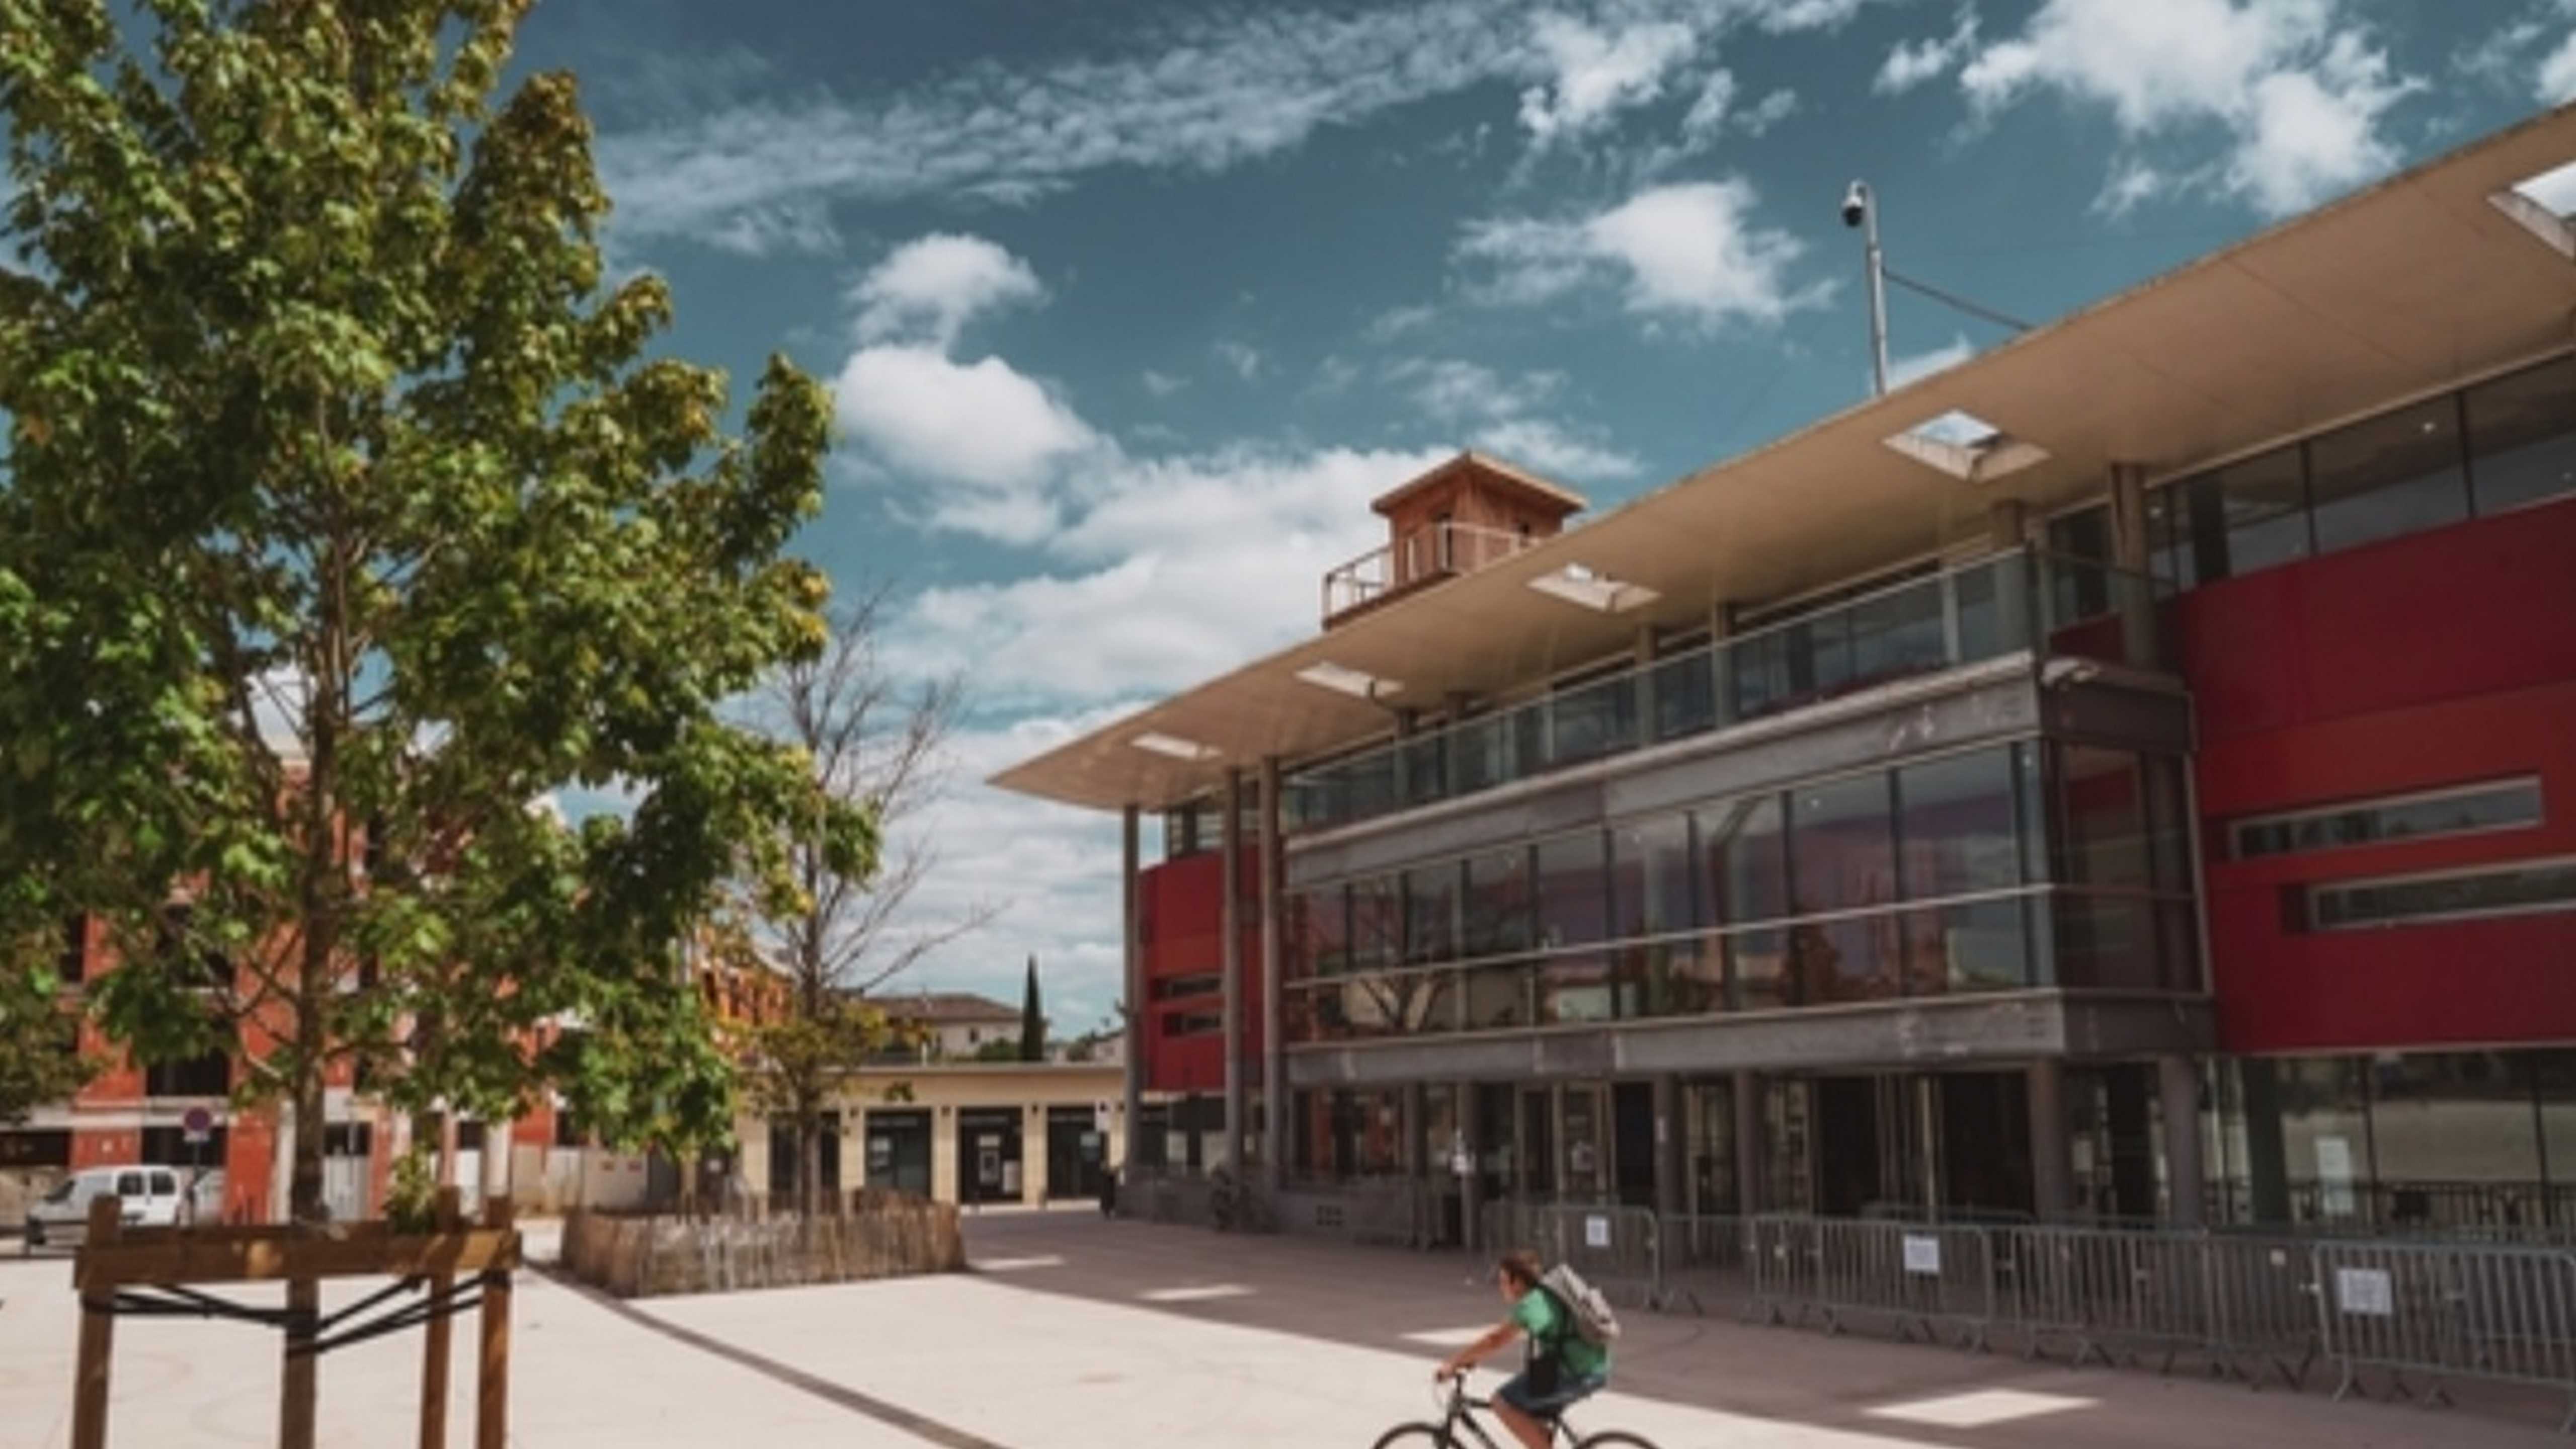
1323, 521, 1538, 624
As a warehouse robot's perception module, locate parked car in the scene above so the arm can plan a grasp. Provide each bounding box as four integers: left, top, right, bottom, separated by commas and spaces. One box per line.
22, 1165, 188, 1253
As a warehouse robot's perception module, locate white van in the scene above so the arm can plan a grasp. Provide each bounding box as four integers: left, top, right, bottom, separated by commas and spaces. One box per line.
22, 1164, 188, 1252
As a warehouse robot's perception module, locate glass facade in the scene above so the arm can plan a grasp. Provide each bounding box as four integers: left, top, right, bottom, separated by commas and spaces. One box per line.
1285, 546, 2165, 834
1281, 741, 2199, 1044
2151, 353, 2576, 591
2209, 1049, 2576, 1231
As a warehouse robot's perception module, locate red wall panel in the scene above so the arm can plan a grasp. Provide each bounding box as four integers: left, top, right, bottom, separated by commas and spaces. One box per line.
2178, 496, 2576, 1054
1138, 850, 1265, 1094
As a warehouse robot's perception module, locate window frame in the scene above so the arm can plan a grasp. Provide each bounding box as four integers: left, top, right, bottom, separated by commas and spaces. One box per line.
2306, 853, 2576, 931
2233, 777, 2543, 861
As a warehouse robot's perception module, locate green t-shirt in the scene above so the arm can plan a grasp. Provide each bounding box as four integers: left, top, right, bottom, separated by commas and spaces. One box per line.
1513, 1287, 1609, 1378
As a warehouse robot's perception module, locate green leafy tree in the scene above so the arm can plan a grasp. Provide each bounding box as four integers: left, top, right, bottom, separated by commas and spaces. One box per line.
0, 915, 87, 1123
0, 5, 871, 1433
1017, 955, 1043, 1062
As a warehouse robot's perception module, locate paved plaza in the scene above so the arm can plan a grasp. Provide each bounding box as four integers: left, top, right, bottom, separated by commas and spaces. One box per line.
1, 1212, 2566, 1447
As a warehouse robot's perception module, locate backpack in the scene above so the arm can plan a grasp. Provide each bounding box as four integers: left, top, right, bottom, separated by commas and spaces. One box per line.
1538, 1264, 1622, 1347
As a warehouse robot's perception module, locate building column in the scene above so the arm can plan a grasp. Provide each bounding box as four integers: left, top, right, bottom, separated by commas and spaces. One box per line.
1732, 1070, 1764, 1216
2159, 1055, 2207, 1228
1459, 1084, 1485, 1254
2238, 1059, 2290, 1226
1121, 803, 1144, 1179
2028, 1059, 2073, 1222
2108, 461, 2159, 667
1221, 769, 1246, 1177
1258, 758, 1286, 1196
1652, 1076, 1682, 1221
931, 1110, 959, 1206
1024, 1104, 1049, 1205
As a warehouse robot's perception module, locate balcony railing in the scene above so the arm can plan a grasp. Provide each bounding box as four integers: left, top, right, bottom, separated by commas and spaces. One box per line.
1323, 521, 1536, 626
1287, 546, 2168, 834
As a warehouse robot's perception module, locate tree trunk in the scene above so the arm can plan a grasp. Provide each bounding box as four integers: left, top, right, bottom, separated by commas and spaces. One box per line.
799, 1112, 822, 1222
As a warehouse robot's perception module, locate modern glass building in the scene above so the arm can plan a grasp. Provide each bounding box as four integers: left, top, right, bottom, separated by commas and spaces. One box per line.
993, 105, 2576, 1240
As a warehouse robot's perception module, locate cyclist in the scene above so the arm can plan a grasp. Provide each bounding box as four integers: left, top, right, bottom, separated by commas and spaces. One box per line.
1433, 1250, 1609, 1449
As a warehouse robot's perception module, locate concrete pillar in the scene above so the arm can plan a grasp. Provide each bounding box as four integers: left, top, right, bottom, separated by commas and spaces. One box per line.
2160, 1056, 2207, 1228
1633, 625, 1656, 742
2239, 1059, 2290, 1226
931, 1111, 959, 1206
1258, 758, 1285, 1195
1652, 1076, 1683, 1221
1460, 1084, 1485, 1253
1222, 769, 1245, 1176
2107, 461, 2158, 667
1121, 803, 1144, 1178
1024, 1104, 1049, 1205
1732, 1070, 1764, 1216
2028, 1059, 2073, 1222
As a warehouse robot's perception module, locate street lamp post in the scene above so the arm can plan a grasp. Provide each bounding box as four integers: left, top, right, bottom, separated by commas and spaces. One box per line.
1843, 180, 1890, 397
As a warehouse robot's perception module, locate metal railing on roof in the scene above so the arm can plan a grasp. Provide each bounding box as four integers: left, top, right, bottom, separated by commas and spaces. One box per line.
1287, 545, 2169, 835
1322, 520, 1537, 626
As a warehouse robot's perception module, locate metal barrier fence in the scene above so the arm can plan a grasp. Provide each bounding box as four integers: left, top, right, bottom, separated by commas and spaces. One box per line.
1751, 1218, 1995, 1347
1477, 1201, 1662, 1308
2313, 1240, 2576, 1422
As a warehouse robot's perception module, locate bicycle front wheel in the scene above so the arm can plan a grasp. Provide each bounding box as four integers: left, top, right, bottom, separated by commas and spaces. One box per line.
1371, 1422, 1459, 1448
1574, 1432, 1663, 1449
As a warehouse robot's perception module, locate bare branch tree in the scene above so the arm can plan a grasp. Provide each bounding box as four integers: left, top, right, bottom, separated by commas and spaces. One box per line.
748, 587, 995, 1218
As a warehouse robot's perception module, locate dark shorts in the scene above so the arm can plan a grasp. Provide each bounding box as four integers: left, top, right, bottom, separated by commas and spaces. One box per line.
1496, 1366, 1606, 1420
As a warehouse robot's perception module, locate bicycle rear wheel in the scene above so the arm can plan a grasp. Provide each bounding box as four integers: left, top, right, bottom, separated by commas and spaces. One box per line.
1573, 1432, 1661, 1449
1372, 1422, 1458, 1448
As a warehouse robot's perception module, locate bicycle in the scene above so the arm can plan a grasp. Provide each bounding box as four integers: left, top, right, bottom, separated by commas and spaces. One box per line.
1371, 1374, 1659, 1449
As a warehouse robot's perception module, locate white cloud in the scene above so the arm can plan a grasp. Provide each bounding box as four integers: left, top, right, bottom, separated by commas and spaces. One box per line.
700, 200, 841, 257
1459, 179, 1830, 330
1956, 0, 2422, 217
1141, 369, 1189, 397
1364, 303, 1439, 344
893, 445, 1451, 706
2542, 30, 2576, 102
594, 0, 1900, 250
1386, 358, 1640, 481
1876, 8, 1979, 94
2096, 158, 2172, 215
1679, 68, 1739, 141
832, 346, 1098, 542
1213, 340, 1265, 381
1517, 13, 1702, 146
1887, 334, 1975, 388
853, 233, 1046, 348
1738, 87, 1799, 135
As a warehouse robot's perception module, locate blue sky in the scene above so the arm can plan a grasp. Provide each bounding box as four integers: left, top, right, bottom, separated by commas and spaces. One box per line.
511, 0, 2576, 1030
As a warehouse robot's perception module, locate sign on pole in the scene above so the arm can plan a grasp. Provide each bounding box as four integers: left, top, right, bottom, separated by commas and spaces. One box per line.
181, 1106, 213, 1145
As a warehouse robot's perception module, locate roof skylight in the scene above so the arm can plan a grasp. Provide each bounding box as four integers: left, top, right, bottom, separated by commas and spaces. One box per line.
1527, 564, 1660, 614
2489, 158, 2576, 259
1296, 662, 1401, 699
1131, 732, 1221, 762
1883, 409, 2050, 483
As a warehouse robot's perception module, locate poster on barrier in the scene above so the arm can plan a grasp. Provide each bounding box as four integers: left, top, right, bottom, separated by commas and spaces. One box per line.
1586, 1215, 1611, 1249
1903, 1235, 1942, 1275
2335, 1266, 2394, 1316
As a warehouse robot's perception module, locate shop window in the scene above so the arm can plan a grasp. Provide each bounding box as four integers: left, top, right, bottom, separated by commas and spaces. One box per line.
2307, 396, 2469, 555
2465, 355, 2576, 514
2365, 1053, 2545, 1228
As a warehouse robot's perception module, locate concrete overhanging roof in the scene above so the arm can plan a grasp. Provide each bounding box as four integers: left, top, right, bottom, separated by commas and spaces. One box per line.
992, 103, 2576, 816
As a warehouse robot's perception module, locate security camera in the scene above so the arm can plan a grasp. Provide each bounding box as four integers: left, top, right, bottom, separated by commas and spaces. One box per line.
1841, 181, 1869, 229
